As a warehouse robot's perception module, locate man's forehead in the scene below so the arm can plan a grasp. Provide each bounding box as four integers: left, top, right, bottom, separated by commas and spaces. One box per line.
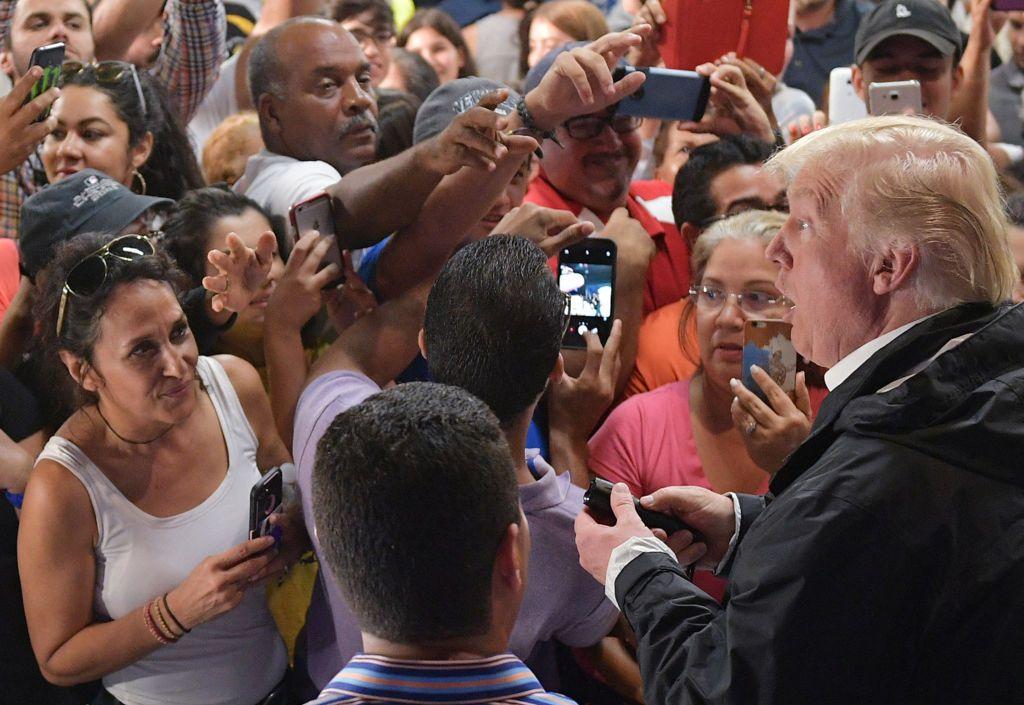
13, 0, 90, 21
280, 24, 365, 68
340, 9, 393, 32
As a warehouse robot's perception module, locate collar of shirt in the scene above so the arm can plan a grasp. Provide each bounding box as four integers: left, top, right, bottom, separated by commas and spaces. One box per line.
1003, 61, 1024, 90
520, 452, 572, 513
530, 170, 668, 240
321, 653, 561, 704
797, 0, 859, 41
823, 311, 941, 391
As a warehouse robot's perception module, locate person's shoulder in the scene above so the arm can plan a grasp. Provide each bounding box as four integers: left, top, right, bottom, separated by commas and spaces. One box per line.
293, 370, 382, 463
210, 354, 264, 405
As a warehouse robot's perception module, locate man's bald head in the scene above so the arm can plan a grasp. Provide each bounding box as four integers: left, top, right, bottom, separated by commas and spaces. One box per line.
248, 16, 342, 105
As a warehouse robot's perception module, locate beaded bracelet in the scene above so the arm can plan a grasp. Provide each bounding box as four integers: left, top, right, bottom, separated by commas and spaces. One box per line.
162, 593, 190, 634
151, 597, 178, 642
143, 602, 173, 646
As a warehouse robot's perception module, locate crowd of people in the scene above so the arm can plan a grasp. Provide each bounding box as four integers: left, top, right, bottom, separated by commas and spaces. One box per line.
0, 0, 1023, 704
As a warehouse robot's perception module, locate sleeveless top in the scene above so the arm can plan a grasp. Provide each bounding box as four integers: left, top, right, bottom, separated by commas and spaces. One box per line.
37, 356, 287, 705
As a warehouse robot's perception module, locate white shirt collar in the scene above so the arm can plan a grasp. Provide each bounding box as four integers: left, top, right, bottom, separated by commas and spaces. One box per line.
823, 312, 941, 391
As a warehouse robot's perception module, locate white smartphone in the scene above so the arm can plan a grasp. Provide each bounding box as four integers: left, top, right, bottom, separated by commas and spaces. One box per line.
828, 67, 867, 124
289, 192, 344, 286
868, 80, 922, 117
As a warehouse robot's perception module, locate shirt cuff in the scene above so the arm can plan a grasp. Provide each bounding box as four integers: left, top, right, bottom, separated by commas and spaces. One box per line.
713, 492, 743, 576
604, 535, 677, 609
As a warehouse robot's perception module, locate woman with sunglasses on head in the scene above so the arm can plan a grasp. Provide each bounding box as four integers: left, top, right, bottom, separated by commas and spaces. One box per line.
41, 61, 204, 200
18, 233, 303, 705
587, 212, 821, 596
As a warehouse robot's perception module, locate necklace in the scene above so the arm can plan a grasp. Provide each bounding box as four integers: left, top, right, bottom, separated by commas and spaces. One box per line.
95, 404, 176, 445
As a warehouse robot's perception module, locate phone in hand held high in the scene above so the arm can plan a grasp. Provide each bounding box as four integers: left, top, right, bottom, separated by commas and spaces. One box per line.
614, 66, 711, 122
742, 319, 796, 405
24, 42, 65, 123
827, 67, 867, 124
867, 80, 922, 117
249, 467, 284, 541
289, 192, 345, 287
558, 239, 616, 350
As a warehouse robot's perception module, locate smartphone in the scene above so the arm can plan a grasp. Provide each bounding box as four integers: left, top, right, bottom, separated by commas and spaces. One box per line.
827, 67, 867, 124
289, 192, 344, 287
248, 467, 284, 541
614, 66, 710, 123
868, 80, 922, 117
24, 42, 65, 123
742, 320, 796, 404
584, 478, 699, 538
992, 0, 1024, 10
558, 239, 616, 349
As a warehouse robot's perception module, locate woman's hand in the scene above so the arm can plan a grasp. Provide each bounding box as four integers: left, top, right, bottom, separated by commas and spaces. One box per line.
252, 503, 311, 585
324, 251, 378, 334
679, 63, 775, 143
730, 366, 813, 472
202, 232, 276, 314
264, 231, 340, 334
165, 535, 278, 630
717, 53, 777, 119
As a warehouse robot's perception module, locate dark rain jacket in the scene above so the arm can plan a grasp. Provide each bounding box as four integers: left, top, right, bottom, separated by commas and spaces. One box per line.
615, 302, 1024, 705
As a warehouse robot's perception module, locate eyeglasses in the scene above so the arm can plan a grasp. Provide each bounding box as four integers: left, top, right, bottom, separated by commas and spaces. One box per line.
688, 284, 793, 317
346, 26, 396, 47
562, 113, 643, 141
60, 61, 148, 118
698, 200, 789, 230
56, 235, 155, 337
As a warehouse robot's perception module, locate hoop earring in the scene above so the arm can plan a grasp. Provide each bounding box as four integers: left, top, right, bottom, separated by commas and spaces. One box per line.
131, 169, 148, 195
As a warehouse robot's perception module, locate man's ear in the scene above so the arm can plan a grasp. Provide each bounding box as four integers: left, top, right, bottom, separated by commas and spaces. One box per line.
494, 522, 525, 589
870, 243, 919, 295
257, 92, 282, 139
851, 64, 866, 102
680, 221, 701, 248
951, 62, 964, 94
548, 352, 565, 385
0, 50, 15, 80
417, 328, 428, 360
59, 351, 102, 393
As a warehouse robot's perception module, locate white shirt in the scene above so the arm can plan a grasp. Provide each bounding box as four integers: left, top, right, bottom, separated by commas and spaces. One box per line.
823, 313, 939, 391
188, 52, 240, 160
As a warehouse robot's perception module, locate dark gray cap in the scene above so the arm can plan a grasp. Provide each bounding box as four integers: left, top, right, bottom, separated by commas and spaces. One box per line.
413, 77, 519, 145
18, 169, 172, 280
855, 0, 962, 65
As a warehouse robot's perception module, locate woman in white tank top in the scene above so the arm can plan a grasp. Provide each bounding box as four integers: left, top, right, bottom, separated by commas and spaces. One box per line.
18, 234, 306, 705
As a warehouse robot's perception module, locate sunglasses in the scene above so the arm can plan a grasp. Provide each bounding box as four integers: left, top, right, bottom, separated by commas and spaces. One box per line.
60, 60, 148, 118
56, 235, 155, 337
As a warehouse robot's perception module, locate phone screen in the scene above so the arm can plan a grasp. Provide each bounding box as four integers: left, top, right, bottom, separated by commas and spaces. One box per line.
742, 320, 796, 403
559, 239, 616, 349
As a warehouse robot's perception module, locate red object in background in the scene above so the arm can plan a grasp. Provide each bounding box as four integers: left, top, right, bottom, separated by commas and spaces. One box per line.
657, 0, 789, 76
0, 240, 20, 322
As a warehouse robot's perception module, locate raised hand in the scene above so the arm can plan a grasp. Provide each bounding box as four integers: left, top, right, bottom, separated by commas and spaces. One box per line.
549, 321, 623, 444
730, 367, 813, 472
416, 90, 530, 174
264, 231, 340, 334
678, 63, 775, 144
202, 232, 277, 314
490, 203, 594, 256
0, 67, 60, 175
627, 0, 667, 68
323, 250, 378, 333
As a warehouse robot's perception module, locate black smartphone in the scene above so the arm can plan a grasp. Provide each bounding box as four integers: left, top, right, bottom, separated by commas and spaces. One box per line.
289, 192, 345, 288
614, 65, 711, 123
248, 467, 284, 540
24, 42, 65, 123
583, 477, 700, 539
558, 238, 616, 350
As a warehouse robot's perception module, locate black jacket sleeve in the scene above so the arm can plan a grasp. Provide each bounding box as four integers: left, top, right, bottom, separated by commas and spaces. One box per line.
617, 471, 928, 704
181, 286, 236, 355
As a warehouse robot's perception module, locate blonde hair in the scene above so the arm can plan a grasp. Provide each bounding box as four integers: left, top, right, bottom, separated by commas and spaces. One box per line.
765, 115, 1016, 308
201, 112, 263, 187
691, 209, 788, 281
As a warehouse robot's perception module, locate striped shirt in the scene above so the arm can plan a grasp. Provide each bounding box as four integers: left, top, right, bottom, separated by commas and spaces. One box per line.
306, 654, 578, 705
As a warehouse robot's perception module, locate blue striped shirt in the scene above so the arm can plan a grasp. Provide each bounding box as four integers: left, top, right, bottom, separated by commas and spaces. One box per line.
305, 654, 578, 705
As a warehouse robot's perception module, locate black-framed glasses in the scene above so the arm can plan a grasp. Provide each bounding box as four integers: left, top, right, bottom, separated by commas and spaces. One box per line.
60, 60, 148, 118
563, 113, 643, 141
56, 235, 155, 336
688, 284, 793, 317
345, 26, 396, 47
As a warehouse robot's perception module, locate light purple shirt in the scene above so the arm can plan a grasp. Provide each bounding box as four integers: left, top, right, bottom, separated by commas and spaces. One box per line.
294, 372, 619, 690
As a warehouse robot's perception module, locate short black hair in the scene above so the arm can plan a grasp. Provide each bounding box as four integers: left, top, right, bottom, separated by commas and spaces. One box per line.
1007, 192, 1024, 227
424, 236, 564, 426
672, 135, 775, 229
375, 88, 421, 161
388, 48, 440, 104
313, 382, 519, 643
330, 0, 395, 30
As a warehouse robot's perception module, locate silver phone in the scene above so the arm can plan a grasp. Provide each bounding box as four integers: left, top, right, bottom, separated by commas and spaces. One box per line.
868, 80, 922, 117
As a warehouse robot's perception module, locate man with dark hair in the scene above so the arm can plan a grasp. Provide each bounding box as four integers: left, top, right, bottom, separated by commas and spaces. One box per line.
308, 382, 572, 705
331, 0, 395, 86
784, 0, 870, 107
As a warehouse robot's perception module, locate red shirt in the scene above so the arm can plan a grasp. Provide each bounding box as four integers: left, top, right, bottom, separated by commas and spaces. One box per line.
525, 172, 692, 314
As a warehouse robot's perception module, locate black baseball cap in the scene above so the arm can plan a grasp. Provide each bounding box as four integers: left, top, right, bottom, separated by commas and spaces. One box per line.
18, 169, 172, 280
855, 0, 962, 65
413, 77, 519, 145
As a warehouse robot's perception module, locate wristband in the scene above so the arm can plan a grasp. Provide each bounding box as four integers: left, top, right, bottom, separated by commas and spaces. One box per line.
4, 491, 24, 509
515, 97, 562, 149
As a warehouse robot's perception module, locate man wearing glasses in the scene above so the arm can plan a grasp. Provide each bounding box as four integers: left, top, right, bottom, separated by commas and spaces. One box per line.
331, 0, 396, 88
522, 43, 690, 316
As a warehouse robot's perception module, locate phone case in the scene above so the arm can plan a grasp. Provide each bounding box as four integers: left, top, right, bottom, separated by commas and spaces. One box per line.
584, 478, 697, 537
827, 67, 867, 125
289, 193, 345, 286
26, 42, 65, 122
657, 0, 789, 76
617, 67, 711, 122
249, 468, 284, 540
868, 80, 922, 117
742, 320, 796, 403
559, 239, 617, 349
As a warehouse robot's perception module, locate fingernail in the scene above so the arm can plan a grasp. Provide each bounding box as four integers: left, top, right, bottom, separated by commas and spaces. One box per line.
640, 495, 653, 506
751, 364, 762, 374
729, 378, 740, 388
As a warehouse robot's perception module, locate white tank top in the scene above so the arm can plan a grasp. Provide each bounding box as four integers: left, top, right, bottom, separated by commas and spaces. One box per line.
37, 356, 287, 705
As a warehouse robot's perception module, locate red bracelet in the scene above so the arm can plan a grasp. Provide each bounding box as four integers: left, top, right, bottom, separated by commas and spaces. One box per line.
143, 602, 173, 646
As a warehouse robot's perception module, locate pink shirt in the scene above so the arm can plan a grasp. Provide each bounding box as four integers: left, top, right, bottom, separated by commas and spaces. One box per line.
589, 379, 712, 498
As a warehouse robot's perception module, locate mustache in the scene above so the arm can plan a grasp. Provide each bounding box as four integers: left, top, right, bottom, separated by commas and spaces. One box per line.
338, 112, 379, 139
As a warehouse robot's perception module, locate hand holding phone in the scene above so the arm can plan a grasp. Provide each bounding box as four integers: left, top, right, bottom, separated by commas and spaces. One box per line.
559, 239, 616, 349
614, 65, 710, 122
289, 192, 345, 288
741, 320, 796, 404
249, 467, 284, 542
24, 42, 65, 123
584, 478, 701, 539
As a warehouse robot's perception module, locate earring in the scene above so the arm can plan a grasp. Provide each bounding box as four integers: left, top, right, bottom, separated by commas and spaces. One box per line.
131, 169, 148, 195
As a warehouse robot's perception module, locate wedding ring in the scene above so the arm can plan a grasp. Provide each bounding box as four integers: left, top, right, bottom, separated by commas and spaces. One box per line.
745, 419, 758, 436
